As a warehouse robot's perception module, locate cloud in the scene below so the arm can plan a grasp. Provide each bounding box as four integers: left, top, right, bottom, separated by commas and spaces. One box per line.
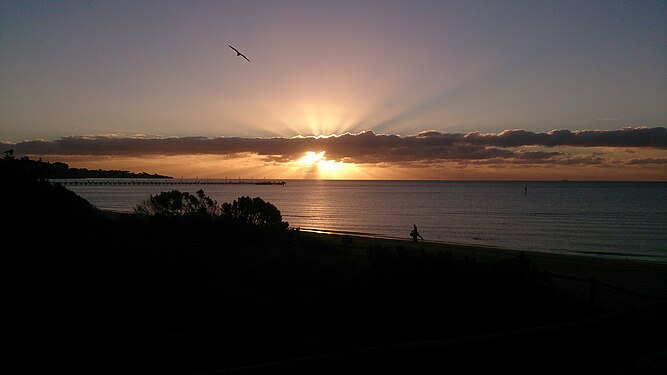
6, 127, 666, 166
627, 158, 667, 165
457, 154, 604, 166
461, 127, 667, 148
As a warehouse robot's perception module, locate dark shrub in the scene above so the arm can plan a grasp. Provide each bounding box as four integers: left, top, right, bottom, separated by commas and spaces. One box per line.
134, 189, 222, 217
222, 196, 288, 230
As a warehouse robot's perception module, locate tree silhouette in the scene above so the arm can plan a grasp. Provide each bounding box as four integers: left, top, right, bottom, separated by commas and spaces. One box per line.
4, 149, 15, 160
134, 189, 222, 217
134, 191, 288, 230
222, 196, 288, 230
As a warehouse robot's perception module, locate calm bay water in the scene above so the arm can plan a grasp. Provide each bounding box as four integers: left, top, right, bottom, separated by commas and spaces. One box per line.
59, 179, 667, 262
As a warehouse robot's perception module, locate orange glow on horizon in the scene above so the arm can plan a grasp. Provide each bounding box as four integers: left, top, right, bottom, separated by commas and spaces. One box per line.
26, 146, 667, 182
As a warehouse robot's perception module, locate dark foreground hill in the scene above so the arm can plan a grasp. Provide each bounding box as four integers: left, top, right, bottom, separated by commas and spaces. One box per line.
1, 157, 664, 374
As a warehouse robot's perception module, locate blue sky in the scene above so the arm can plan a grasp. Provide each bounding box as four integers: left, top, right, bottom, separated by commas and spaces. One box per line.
1, 1, 665, 179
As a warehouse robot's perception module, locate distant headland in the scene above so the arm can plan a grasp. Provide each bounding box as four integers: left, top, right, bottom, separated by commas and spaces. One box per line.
2, 149, 172, 179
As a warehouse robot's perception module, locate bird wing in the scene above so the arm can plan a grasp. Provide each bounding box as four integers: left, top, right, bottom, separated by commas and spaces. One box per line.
229, 45, 250, 62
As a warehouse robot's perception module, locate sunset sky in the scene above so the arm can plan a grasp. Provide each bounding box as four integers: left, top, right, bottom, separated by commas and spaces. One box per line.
1, 1, 666, 180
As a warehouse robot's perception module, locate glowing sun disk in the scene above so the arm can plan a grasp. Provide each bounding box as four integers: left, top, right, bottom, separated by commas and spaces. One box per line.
293, 151, 357, 178
298, 151, 326, 165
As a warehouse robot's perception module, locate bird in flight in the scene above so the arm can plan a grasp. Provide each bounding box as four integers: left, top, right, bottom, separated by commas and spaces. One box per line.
228, 45, 250, 62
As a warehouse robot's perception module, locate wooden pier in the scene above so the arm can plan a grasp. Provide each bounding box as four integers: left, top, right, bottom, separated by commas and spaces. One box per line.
53, 180, 286, 186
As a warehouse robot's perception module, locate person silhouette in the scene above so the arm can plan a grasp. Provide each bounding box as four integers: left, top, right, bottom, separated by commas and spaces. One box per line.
410, 224, 424, 242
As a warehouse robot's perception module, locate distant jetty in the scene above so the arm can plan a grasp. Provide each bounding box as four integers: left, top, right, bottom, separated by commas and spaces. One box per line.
53, 179, 286, 186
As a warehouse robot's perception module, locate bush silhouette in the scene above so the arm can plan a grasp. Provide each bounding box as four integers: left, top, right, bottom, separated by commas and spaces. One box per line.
222, 196, 288, 229
134, 191, 288, 230
134, 189, 222, 217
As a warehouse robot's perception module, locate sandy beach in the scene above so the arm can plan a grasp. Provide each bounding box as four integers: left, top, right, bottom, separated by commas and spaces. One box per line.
298, 229, 667, 311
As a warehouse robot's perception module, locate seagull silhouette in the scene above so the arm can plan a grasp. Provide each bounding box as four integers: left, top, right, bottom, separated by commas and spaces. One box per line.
228, 45, 250, 62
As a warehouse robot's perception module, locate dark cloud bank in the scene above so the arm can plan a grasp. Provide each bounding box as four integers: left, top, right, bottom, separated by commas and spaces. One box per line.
8, 127, 667, 166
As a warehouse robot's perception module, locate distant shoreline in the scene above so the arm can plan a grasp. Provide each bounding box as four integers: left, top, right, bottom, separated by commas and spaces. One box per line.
1, 154, 173, 179
57, 177, 667, 182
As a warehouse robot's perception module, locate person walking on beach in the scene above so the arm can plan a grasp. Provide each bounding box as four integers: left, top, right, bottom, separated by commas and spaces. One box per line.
410, 224, 424, 242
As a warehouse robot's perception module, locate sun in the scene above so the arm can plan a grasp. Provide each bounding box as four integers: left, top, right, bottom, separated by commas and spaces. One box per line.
295, 151, 357, 179
298, 151, 326, 165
